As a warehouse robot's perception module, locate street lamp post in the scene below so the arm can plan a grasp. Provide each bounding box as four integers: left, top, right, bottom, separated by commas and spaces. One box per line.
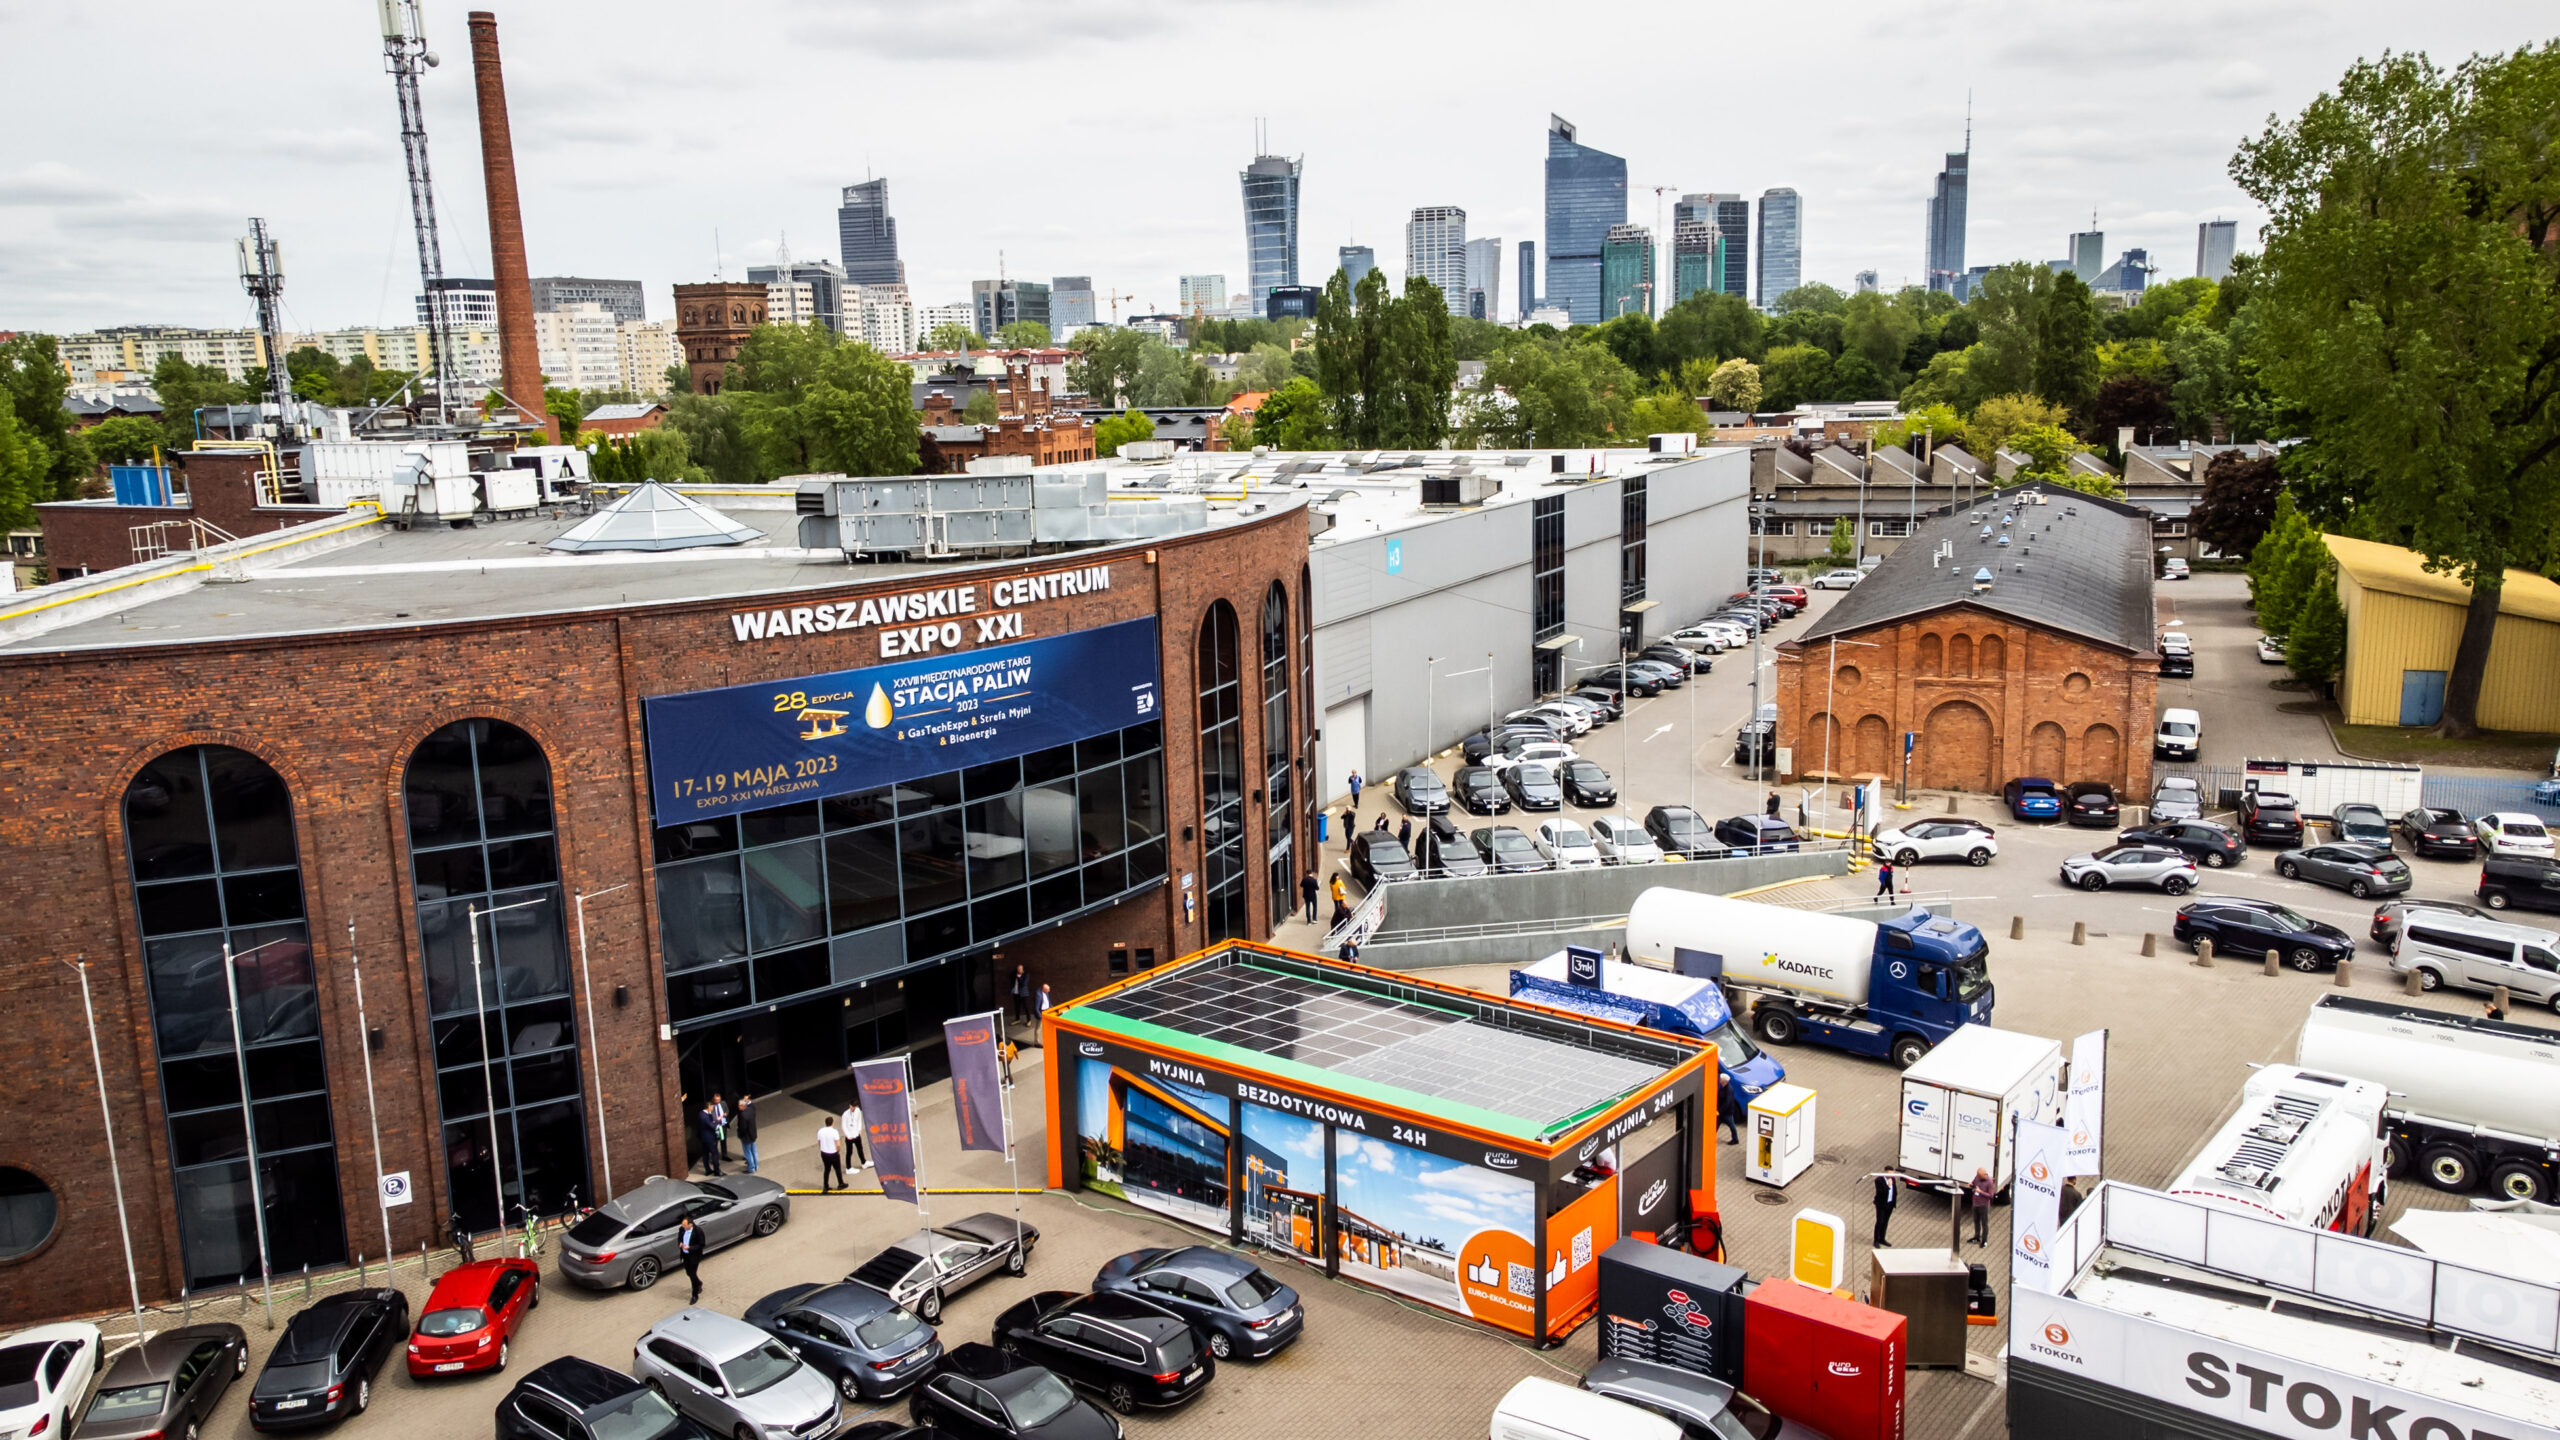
1425, 657, 1439, 763
346, 921, 397, 1282
1749, 504, 1768, 784
221, 935, 305, 1327
60, 956, 148, 1343
574, 883, 632, 1197
468, 895, 548, 1234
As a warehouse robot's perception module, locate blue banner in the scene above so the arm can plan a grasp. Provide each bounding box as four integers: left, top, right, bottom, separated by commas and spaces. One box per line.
853, 1058, 921, 1207
643, 616, 1161, 821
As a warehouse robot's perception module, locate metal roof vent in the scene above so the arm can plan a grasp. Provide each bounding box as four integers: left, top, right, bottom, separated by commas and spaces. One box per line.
1973, 566, 1994, 592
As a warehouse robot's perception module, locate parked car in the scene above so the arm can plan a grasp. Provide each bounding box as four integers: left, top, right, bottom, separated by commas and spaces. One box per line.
2395, 806, 2478, 859
2159, 630, 2194, 655
1500, 763, 1564, 811
2149, 777, 2204, 823
2159, 649, 2196, 678
1547, 694, 1611, 728
248, 1291, 409, 1430
1525, 703, 1593, 738
1624, 659, 1684, 690
1487, 738, 1579, 775
744, 1282, 942, 1403
2275, 843, 2413, 899
2256, 634, 2286, 664
1461, 725, 1554, 765
1809, 569, 1864, 590
1872, 817, 1998, 867
77, 1323, 246, 1440
2172, 896, 2354, 971
0, 1323, 100, 1440
1416, 814, 1486, 876
2390, 911, 2560, 1007
1346, 830, 1417, 888
989, 1292, 1213, 1415
2155, 707, 2201, 758
2238, 791, 2305, 846
2064, 782, 2119, 827
1666, 626, 1729, 652
1587, 815, 1664, 865
845, 1215, 1039, 1325
1557, 759, 1617, 808
1746, 567, 1786, 587
408, 1257, 540, 1378
1090, 1248, 1303, 1362
1570, 686, 1625, 719
2370, 897, 2489, 949
1644, 805, 1722, 859
2002, 777, 2064, 822
2118, 818, 2247, 869
2475, 812, 2557, 859
1500, 709, 1572, 741
632, 1309, 838, 1440
2164, 557, 2191, 580
1581, 1356, 1825, 1439
1389, 767, 1447, 816
1534, 819, 1604, 868
1640, 646, 1710, 676
1713, 815, 1800, 854
1449, 765, 1510, 816
909, 1344, 1121, 1440
1470, 825, 1549, 873
1766, 585, 1811, 609
494, 1356, 717, 1440
2330, 803, 2395, 848
2479, 855, 2560, 914
2060, 844, 2197, 894
559, 1176, 792, 1292
1612, 669, 1666, 698
1733, 720, 1778, 768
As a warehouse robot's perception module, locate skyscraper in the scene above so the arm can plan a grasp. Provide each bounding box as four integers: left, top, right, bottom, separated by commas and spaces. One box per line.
837, 179, 904, 286
2196, 219, 2238, 281
2068, 228, 2105, 283
1516, 241, 1535, 321
1465, 237, 1503, 324
971, 279, 1049, 338
1051, 277, 1096, 333
1240, 152, 1303, 312
1405, 206, 1469, 315
1755, 189, 1800, 307
1672, 220, 1721, 305
1543, 115, 1627, 325
1338, 245, 1375, 292
1602, 224, 1656, 319
1854, 270, 1880, 293
1675, 194, 1748, 297
1925, 127, 1971, 293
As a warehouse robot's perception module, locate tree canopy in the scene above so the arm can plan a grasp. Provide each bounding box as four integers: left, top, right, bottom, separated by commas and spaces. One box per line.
1311, 269, 1456, 449
713, 324, 920, 479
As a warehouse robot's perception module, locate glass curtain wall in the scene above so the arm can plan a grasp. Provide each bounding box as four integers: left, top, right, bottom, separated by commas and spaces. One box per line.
1532, 496, 1567, 693
1197, 602, 1247, 943
123, 746, 347, 1291
402, 719, 589, 1232
1260, 584, 1294, 934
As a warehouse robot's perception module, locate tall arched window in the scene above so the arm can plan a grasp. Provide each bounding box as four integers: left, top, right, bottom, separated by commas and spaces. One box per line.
1298, 566, 1316, 902
1260, 584, 1293, 935
404, 720, 588, 1231
124, 746, 347, 1290
1197, 601, 1247, 943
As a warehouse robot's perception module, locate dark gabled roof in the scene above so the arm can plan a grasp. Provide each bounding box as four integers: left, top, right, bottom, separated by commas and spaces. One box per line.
1798, 482, 2157, 655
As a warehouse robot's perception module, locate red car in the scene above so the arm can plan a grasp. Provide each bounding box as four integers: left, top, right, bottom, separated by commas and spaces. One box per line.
406, 1258, 539, 1377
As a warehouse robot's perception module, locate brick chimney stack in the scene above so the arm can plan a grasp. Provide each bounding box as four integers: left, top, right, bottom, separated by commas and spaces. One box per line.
467, 10, 555, 441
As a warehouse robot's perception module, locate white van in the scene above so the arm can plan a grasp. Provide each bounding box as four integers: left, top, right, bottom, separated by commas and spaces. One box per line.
2155, 707, 2202, 761
1491, 1377, 1682, 1440
2393, 912, 2560, 1006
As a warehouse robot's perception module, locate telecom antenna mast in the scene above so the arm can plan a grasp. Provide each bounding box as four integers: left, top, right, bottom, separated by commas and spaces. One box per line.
380, 0, 456, 422
238, 219, 295, 424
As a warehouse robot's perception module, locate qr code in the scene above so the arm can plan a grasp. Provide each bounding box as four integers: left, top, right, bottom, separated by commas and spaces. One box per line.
1507, 1263, 1535, 1298
1572, 1227, 1594, 1269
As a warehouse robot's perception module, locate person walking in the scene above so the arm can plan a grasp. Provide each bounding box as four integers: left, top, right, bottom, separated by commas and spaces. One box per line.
1034, 982, 1051, 1022
1871, 1172, 1899, 1248
710, 1093, 734, 1162
1300, 872, 1319, 924
1396, 816, 1412, 849
1330, 873, 1348, 908
1329, 898, 1352, 931
842, 1100, 869, 1170
816, 1117, 845, 1193
1009, 965, 1032, 1026
1969, 1168, 1995, 1247
1347, 769, 1363, 808
1716, 1072, 1744, 1144
1372, 813, 1389, 832
676, 1214, 705, 1303
736, 1094, 760, 1173
1766, 790, 1781, 818
1339, 805, 1356, 848
1874, 858, 1897, 899
695, 1100, 724, 1178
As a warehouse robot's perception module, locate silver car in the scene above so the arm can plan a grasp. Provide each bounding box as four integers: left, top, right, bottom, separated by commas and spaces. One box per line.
2150, 776, 2204, 823
2276, 842, 2413, 898
2060, 843, 2197, 894
844, 1213, 1040, 1324
558, 1176, 792, 1291
632, 1308, 838, 1440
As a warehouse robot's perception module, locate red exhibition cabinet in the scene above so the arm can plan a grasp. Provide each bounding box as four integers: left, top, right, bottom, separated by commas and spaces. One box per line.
1742, 1280, 1906, 1440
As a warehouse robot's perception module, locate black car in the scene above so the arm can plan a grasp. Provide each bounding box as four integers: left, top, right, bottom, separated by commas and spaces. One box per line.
2479, 855, 2560, 914
1712, 815, 1799, 854
1449, 765, 1510, 816
495, 1356, 718, 1440
2173, 896, 2355, 971
988, 1292, 1212, 1414
744, 1282, 944, 1402
1415, 815, 1487, 876
909, 1344, 1121, 1440
1640, 646, 1710, 675
1733, 720, 1778, 768
1625, 659, 1684, 689
249, 1289, 410, 1431
1612, 669, 1666, 697
1501, 763, 1563, 812
2397, 806, 2479, 858
2119, 818, 2247, 868
2238, 791, 2305, 845
1346, 830, 1417, 888
1557, 760, 1617, 808
1090, 1247, 1303, 1361
1644, 805, 1722, 858
1389, 767, 1448, 816
1470, 825, 1549, 873
2065, 782, 2120, 827
2160, 650, 2195, 678
1571, 687, 1624, 720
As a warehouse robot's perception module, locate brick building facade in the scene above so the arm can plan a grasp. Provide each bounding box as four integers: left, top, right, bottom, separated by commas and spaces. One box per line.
916, 360, 1098, 473
0, 502, 1310, 1320
37, 449, 341, 580
672, 282, 768, 395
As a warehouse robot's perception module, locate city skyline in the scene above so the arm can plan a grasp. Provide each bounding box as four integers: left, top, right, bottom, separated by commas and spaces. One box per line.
3, 0, 2546, 332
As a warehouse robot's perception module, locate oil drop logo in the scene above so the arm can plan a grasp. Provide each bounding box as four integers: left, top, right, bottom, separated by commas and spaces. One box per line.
864, 683, 894, 730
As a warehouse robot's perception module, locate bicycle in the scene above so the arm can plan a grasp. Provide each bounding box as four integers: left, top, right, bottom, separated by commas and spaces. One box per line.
450, 1210, 475, 1264
512, 1197, 543, 1259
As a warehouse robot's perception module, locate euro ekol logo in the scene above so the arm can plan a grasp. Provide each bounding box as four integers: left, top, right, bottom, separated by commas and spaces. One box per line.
1077, 1041, 1105, 1057
1827, 1361, 1861, 1377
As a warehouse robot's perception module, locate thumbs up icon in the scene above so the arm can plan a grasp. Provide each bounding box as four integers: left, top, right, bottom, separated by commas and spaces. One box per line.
1466, 1253, 1500, 1287
1548, 1250, 1569, 1286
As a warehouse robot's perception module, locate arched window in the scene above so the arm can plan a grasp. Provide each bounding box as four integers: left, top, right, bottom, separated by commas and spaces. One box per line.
124, 746, 347, 1290
1298, 566, 1315, 892
1197, 601, 1247, 943
404, 719, 588, 1232
1261, 584, 1293, 936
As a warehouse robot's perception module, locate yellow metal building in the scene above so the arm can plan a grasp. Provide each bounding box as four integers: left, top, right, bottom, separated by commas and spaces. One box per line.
2326, 535, 2560, 729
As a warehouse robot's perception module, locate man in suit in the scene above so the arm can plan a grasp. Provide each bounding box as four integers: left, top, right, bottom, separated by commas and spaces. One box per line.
676, 1214, 705, 1303
1871, 1172, 1899, 1248
695, 1101, 724, 1177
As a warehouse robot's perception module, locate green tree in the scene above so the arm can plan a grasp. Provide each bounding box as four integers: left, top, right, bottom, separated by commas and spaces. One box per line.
0, 406, 52, 531
721, 325, 919, 478
545, 385, 589, 439
1898, 348, 1976, 413
1826, 516, 1856, 567
2097, 338, 2172, 384
1758, 344, 1835, 411
2008, 424, 2105, 490
0, 334, 92, 498
2234, 43, 2560, 733
1093, 409, 1156, 457
1875, 403, 1964, 454
1446, 315, 1509, 361
1658, 292, 1766, 369
1594, 313, 1671, 381
2286, 558, 2349, 689
995, 321, 1051, 349
2248, 496, 2330, 636
1067, 328, 1147, 407
2033, 270, 2100, 426
2165, 322, 2237, 440
1628, 389, 1707, 438
1771, 283, 1849, 316
1765, 309, 1845, 359
664, 362, 693, 396
588, 424, 709, 485
665, 394, 759, 485
1842, 289, 1920, 391
1965, 393, 2071, 459
1826, 352, 1889, 402
83, 415, 166, 467
925, 322, 984, 351
1131, 340, 1209, 406
2093, 375, 2176, 448
146, 354, 252, 450
1706, 357, 1762, 413
1377, 275, 1457, 447
1250, 376, 1336, 450
1235, 343, 1296, 393
961, 389, 1003, 424
1457, 334, 1639, 447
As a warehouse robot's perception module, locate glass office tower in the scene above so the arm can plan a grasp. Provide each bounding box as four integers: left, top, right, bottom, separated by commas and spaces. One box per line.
837, 179, 905, 286
1926, 142, 1970, 293
1755, 189, 1800, 307
1337, 245, 1375, 293
1602, 224, 1655, 320
1240, 154, 1303, 312
1542, 115, 1626, 325
1672, 221, 1721, 305
1516, 240, 1535, 321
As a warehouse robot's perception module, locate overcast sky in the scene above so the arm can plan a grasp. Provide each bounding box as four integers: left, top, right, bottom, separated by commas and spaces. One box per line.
3, 0, 2550, 336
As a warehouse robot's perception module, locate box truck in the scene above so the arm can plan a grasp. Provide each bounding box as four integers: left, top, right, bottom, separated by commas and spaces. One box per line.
1624, 890, 1992, 1068
1894, 1025, 2065, 1193
2293, 994, 2560, 1202
2163, 1064, 2388, 1234
1511, 950, 1789, 1100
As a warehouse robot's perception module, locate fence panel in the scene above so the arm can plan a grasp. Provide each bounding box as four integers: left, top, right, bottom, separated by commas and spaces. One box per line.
2420, 774, 2560, 823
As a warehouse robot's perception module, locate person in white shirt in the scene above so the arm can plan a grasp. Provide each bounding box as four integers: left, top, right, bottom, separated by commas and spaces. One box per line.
841, 1102, 868, 1169
816, 1119, 844, 1193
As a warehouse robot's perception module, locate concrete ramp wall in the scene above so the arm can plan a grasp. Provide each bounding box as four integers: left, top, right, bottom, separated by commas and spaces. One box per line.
1353, 849, 1850, 969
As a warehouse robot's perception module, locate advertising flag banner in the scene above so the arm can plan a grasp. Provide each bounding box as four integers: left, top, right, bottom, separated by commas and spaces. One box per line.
853, 1058, 922, 1207
2013, 1119, 2068, 1295
2063, 1030, 2105, 1177
944, 1012, 1009, 1154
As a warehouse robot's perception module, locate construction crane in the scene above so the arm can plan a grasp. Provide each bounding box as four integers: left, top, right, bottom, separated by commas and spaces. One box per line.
379, 0, 456, 424
1107, 292, 1138, 323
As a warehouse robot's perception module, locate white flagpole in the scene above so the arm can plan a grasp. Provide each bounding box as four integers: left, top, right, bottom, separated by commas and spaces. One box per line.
907, 1053, 927, 1218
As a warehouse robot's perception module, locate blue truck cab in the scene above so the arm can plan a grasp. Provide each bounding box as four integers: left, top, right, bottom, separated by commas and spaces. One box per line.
1733, 909, 1995, 1064
1510, 949, 1788, 1100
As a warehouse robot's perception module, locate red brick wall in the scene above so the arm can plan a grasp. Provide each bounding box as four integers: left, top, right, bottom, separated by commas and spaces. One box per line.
0, 506, 1308, 1319
38, 451, 336, 579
